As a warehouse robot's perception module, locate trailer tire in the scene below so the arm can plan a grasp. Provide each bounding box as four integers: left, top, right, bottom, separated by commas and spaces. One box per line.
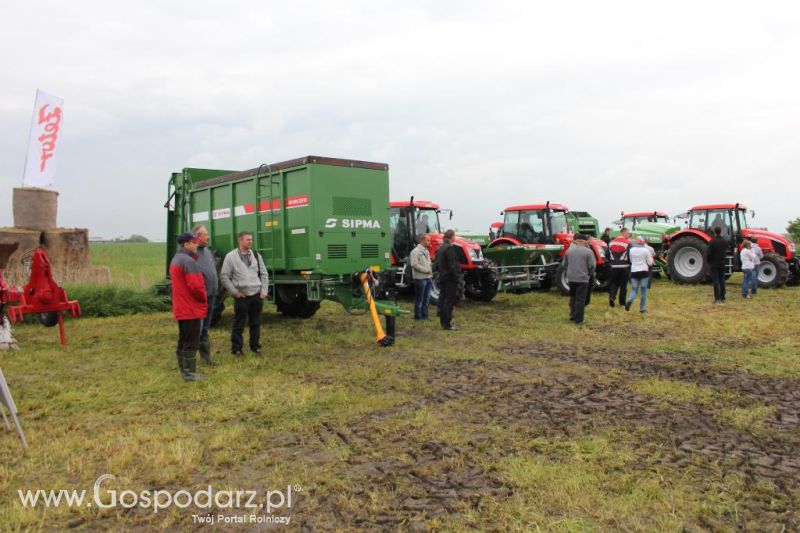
667, 236, 709, 284
464, 264, 498, 302
758, 253, 789, 289
38, 311, 58, 327
275, 285, 321, 318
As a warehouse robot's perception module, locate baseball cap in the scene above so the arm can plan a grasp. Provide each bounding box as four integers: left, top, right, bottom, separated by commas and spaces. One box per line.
177, 232, 198, 245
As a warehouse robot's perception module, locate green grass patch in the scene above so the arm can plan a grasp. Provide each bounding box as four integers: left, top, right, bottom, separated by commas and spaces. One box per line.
64, 285, 170, 317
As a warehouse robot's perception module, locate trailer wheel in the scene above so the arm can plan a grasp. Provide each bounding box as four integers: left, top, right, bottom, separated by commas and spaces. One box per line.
275, 285, 321, 318
38, 311, 59, 327
210, 295, 225, 327
667, 236, 709, 284
464, 263, 498, 302
758, 253, 789, 288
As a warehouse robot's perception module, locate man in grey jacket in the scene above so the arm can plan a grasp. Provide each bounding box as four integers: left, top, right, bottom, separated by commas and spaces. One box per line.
563, 234, 596, 326
192, 225, 220, 365
409, 233, 433, 320
220, 231, 269, 356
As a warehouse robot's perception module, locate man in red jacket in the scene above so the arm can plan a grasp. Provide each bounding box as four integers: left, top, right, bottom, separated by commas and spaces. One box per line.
170, 232, 208, 381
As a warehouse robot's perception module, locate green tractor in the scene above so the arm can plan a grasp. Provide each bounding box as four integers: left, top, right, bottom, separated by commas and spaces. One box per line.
610, 211, 679, 276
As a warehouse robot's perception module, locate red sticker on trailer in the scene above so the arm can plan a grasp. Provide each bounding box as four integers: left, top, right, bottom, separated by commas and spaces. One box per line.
285, 195, 309, 209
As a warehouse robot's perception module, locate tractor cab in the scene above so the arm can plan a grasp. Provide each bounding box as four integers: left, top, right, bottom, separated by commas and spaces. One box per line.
494, 203, 572, 246
389, 200, 444, 262
681, 204, 759, 246
616, 211, 671, 231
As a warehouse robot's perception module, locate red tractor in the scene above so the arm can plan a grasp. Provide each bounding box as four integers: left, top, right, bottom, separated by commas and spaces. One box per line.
389, 199, 497, 303
487, 202, 610, 294
666, 203, 798, 288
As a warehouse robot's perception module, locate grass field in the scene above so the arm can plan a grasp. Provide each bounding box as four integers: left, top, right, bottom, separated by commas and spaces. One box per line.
87, 242, 166, 288
1, 246, 799, 530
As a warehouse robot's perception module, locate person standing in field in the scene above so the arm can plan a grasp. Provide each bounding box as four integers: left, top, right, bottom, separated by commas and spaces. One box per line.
192, 225, 220, 366
601, 227, 612, 245
749, 237, 763, 296
220, 231, 269, 357
606, 228, 631, 307
410, 233, 433, 320
436, 229, 461, 330
740, 240, 757, 299
707, 226, 728, 303
563, 234, 596, 326
625, 236, 654, 313
169, 232, 207, 381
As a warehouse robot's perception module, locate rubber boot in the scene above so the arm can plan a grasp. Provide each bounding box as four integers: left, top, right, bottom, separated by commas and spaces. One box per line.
181, 350, 206, 382
198, 337, 220, 366
176, 349, 190, 380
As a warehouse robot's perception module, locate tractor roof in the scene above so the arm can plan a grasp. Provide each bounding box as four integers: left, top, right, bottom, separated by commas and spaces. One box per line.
623, 211, 669, 218
504, 204, 569, 212
690, 203, 747, 211
390, 200, 440, 209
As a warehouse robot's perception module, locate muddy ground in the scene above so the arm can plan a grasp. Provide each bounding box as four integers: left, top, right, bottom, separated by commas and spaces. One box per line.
198, 342, 800, 531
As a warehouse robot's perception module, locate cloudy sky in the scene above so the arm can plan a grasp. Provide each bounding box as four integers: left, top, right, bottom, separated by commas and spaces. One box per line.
1, 1, 799, 240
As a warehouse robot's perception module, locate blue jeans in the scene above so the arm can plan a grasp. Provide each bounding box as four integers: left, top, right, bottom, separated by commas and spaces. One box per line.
750, 265, 759, 295
627, 276, 648, 311
414, 279, 433, 319
742, 269, 756, 297
201, 294, 216, 339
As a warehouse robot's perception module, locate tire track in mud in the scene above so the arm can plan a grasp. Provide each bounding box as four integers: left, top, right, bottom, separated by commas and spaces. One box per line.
222, 352, 800, 530
501, 343, 800, 434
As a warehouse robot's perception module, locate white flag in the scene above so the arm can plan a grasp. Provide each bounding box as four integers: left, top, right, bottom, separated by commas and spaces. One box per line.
22, 89, 64, 189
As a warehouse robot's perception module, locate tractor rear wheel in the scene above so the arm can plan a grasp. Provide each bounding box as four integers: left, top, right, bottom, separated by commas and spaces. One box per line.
757, 253, 789, 288
668, 236, 709, 284
430, 271, 465, 305
275, 285, 321, 318
464, 264, 498, 302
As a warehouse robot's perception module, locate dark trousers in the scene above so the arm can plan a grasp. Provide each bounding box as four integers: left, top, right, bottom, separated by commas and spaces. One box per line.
232, 294, 263, 352
200, 294, 216, 339
710, 263, 727, 301
438, 278, 457, 328
414, 278, 433, 319
177, 319, 202, 352
569, 282, 589, 324
608, 268, 629, 305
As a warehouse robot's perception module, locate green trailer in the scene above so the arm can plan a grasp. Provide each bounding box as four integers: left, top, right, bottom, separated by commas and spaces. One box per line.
164, 156, 404, 345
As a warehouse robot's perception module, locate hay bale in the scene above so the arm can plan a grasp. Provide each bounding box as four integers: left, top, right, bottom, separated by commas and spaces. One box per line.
13, 187, 58, 230
0, 228, 42, 286
41, 228, 91, 284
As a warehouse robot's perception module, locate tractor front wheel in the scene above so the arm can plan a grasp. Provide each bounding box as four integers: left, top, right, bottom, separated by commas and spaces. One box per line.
667, 236, 709, 284
757, 253, 790, 288
463, 265, 498, 302
275, 285, 321, 318
430, 271, 465, 305
556, 262, 570, 295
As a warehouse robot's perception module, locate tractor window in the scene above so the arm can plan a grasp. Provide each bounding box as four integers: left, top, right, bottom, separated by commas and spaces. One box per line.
549, 211, 569, 235
415, 208, 441, 237
390, 208, 412, 257
706, 209, 733, 238
738, 210, 751, 229
517, 210, 546, 243
622, 218, 636, 230
688, 210, 707, 231
503, 211, 520, 238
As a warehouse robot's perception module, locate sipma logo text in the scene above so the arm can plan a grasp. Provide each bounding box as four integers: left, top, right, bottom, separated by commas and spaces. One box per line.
324, 218, 381, 229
